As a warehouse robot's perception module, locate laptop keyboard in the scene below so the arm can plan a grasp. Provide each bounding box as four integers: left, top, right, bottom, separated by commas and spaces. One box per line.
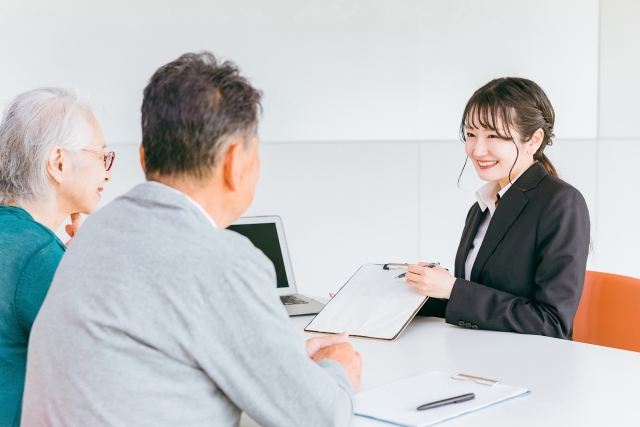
280, 295, 309, 305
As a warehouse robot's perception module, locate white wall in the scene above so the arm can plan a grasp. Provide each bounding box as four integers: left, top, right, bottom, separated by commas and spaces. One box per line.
0, 0, 598, 142
1, 0, 635, 297
597, 0, 640, 279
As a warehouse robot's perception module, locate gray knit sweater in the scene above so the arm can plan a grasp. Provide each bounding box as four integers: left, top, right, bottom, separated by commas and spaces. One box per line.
21, 182, 354, 427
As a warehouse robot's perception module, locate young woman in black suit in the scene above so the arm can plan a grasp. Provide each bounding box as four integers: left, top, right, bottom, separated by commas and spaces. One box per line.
408, 77, 590, 339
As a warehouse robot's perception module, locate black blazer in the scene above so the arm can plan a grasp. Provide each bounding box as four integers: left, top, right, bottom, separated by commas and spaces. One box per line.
419, 162, 590, 339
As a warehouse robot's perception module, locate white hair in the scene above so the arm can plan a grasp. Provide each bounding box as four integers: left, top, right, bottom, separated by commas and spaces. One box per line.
0, 87, 96, 206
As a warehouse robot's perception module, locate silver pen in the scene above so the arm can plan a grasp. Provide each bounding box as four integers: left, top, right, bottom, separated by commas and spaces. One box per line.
394, 262, 440, 279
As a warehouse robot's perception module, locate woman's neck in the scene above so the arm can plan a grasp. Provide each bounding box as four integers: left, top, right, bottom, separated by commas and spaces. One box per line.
497, 158, 536, 189
10, 199, 69, 233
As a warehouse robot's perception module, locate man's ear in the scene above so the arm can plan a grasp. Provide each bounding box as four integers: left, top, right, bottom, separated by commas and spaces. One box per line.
222, 141, 245, 192
139, 143, 146, 174
45, 147, 66, 184
528, 128, 544, 155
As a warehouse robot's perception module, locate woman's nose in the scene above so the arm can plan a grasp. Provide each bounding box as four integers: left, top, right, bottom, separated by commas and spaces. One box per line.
474, 137, 489, 156
105, 170, 112, 182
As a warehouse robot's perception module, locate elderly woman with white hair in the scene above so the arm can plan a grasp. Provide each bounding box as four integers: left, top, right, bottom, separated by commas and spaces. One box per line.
0, 87, 113, 425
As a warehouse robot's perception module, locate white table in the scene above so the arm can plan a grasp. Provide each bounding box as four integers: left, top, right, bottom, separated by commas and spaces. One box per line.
242, 315, 640, 426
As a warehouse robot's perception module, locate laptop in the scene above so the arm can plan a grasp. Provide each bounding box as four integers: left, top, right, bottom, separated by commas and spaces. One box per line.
227, 216, 325, 316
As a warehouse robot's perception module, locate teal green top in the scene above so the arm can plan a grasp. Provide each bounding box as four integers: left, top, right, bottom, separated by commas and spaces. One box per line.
0, 206, 65, 426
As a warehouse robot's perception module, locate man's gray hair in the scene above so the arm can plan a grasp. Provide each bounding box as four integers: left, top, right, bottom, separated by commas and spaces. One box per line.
0, 87, 96, 206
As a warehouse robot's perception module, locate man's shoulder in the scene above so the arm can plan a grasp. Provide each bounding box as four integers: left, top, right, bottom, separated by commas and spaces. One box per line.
84, 198, 271, 275
199, 228, 274, 274
69, 183, 274, 285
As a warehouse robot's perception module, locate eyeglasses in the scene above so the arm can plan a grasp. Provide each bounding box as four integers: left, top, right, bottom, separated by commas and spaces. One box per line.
81, 149, 115, 171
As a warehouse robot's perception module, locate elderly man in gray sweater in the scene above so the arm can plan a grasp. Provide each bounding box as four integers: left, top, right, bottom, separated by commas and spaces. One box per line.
21, 52, 362, 427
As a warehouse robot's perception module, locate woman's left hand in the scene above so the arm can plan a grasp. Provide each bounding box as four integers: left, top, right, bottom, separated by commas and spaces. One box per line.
64, 213, 83, 246
405, 262, 456, 299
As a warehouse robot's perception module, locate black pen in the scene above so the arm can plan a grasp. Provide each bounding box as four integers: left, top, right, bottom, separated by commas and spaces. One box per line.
394, 262, 440, 279
416, 393, 475, 411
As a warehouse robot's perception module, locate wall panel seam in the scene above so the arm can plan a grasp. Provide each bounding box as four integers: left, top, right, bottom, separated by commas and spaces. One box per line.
105, 138, 628, 147
417, 142, 422, 260
594, 0, 602, 269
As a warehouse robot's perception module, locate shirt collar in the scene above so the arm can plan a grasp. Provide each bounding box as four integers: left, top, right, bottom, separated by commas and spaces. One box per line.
475, 181, 501, 215
474, 161, 537, 215
146, 181, 217, 229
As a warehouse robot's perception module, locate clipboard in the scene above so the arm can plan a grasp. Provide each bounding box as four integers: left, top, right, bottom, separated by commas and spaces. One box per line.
354, 371, 530, 427
304, 263, 428, 341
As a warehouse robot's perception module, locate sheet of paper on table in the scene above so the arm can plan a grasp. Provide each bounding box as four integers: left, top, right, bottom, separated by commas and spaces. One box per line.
355, 371, 530, 427
304, 263, 428, 341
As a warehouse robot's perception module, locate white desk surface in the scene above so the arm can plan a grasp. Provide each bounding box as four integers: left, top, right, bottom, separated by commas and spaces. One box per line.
241, 314, 640, 426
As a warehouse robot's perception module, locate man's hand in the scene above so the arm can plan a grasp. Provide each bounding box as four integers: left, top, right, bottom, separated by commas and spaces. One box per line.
312, 342, 363, 391
306, 331, 349, 359
65, 213, 83, 246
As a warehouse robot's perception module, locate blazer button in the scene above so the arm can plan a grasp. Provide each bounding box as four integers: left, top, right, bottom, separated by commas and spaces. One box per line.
458, 321, 465, 326
472, 325, 479, 330
465, 323, 471, 328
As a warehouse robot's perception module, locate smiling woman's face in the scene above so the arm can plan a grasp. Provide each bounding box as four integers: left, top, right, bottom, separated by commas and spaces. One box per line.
59, 113, 112, 214
464, 114, 533, 188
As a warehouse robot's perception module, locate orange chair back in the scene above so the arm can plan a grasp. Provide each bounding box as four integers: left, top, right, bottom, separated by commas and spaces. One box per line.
573, 271, 640, 352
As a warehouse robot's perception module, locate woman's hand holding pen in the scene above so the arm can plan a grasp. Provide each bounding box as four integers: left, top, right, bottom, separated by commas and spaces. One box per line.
405, 262, 456, 299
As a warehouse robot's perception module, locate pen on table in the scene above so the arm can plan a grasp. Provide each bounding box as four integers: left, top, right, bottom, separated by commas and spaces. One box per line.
416, 393, 475, 411
394, 262, 441, 279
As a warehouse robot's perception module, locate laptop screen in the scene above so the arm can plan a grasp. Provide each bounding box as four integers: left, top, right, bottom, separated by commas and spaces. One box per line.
227, 223, 289, 288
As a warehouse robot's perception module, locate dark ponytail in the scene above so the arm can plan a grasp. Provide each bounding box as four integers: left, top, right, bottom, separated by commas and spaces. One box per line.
534, 152, 557, 177
459, 77, 559, 178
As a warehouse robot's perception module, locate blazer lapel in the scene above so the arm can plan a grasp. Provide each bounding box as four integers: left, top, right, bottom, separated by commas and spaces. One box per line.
470, 190, 528, 283
469, 163, 549, 283
454, 204, 486, 279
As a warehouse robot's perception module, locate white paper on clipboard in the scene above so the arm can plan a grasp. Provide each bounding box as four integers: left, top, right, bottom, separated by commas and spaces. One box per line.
304, 264, 428, 341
